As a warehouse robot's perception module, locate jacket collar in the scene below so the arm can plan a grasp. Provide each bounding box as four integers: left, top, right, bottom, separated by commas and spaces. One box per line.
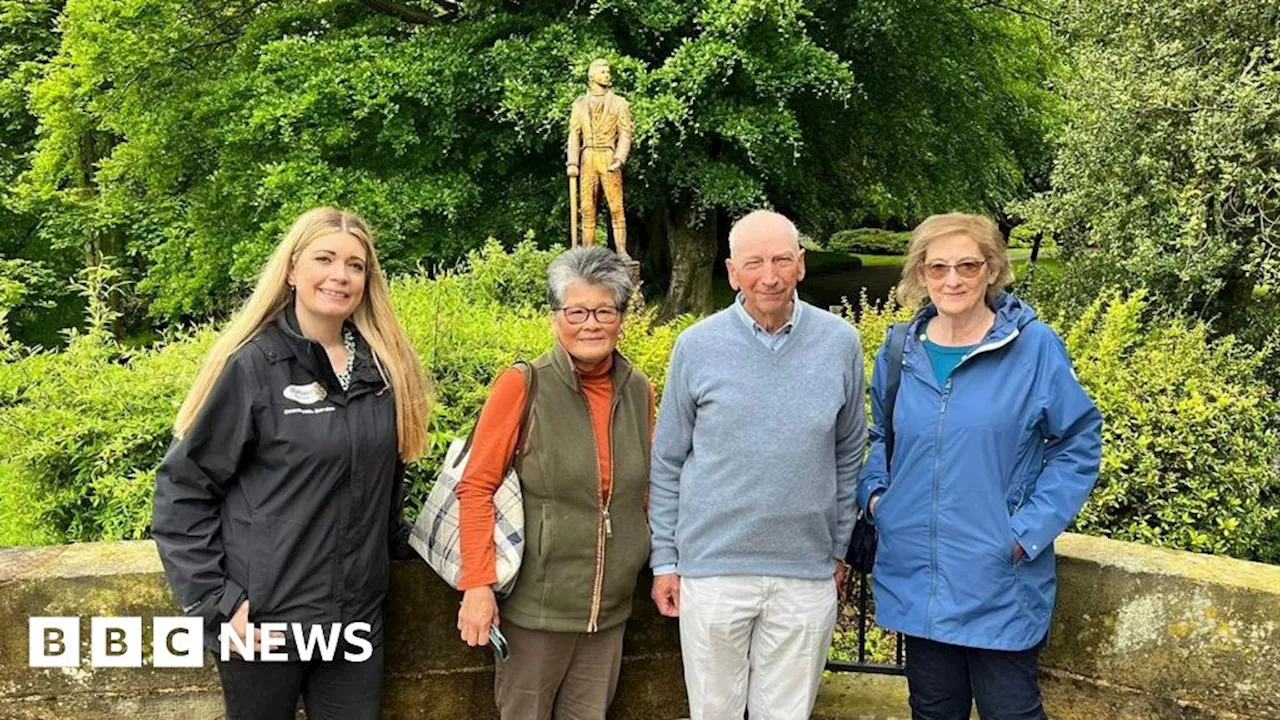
254, 306, 384, 389
547, 340, 633, 400
906, 291, 1036, 348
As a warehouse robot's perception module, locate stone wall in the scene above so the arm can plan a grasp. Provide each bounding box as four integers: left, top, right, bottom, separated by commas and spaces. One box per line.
0, 541, 686, 719
1041, 533, 1280, 720
1, 534, 1278, 720
813, 533, 1280, 720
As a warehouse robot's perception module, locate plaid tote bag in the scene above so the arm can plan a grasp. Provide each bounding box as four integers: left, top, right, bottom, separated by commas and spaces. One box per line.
409, 362, 536, 597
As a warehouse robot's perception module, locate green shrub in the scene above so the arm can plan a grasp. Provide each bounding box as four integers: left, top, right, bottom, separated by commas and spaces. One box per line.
828, 228, 911, 256
1058, 292, 1280, 561
2, 243, 1278, 566
1019, 253, 1134, 322
0, 332, 209, 544
0, 258, 61, 353
0, 240, 692, 544
457, 234, 560, 310
841, 290, 914, 388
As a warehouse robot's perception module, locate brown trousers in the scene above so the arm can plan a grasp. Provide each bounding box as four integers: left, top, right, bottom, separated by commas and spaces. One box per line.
579, 147, 625, 248
493, 620, 626, 720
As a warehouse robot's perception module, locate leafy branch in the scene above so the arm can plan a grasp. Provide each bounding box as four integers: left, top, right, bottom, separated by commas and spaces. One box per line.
357, 0, 459, 24
968, 0, 1056, 26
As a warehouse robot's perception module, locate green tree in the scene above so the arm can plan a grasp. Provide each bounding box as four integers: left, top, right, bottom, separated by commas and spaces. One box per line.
13, 0, 1056, 330
1021, 0, 1280, 327
0, 0, 76, 346
0, 1, 60, 237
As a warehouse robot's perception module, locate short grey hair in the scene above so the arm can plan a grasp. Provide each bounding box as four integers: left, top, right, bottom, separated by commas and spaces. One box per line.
728, 210, 800, 258
547, 246, 635, 312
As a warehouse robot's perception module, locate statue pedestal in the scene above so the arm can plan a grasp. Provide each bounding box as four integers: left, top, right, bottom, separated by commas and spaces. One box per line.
623, 259, 644, 313
623, 259, 641, 286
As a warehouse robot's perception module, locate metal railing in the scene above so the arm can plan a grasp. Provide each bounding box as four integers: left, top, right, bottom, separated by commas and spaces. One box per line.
825, 572, 906, 675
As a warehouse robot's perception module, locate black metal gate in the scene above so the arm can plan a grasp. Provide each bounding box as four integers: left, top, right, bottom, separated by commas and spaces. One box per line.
825, 572, 905, 675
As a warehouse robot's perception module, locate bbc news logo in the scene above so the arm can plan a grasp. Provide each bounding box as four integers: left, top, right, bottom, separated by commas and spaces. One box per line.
29, 617, 374, 667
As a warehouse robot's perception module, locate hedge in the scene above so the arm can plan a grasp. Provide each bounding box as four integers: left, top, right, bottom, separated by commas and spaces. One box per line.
827, 228, 912, 256
2, 242, 1277, 564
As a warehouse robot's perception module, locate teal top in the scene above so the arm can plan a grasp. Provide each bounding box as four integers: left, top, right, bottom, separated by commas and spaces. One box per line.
923, 339, 977, 387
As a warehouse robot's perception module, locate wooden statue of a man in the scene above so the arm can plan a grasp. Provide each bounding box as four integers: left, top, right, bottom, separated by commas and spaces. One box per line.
567, 58, 634, 261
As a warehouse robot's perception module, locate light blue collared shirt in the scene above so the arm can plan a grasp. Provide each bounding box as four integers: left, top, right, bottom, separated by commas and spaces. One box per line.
732, 291, 802, 352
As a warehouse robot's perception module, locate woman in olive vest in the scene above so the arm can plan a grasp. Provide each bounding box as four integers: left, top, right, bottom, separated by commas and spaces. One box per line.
454, 246, 654, 720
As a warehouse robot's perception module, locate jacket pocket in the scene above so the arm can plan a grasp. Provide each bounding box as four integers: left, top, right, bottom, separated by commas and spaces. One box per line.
1004, 510, 1027, 568
247, 520, 274, 615
525, 504, 550, 587
538, 504, 549, 559
873, 481, 904, 524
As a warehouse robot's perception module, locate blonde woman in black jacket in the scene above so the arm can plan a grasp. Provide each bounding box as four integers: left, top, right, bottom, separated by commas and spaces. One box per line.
152, 207, 430, 720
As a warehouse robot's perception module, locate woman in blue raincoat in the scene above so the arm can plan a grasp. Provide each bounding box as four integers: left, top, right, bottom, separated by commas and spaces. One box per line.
858, 213, 1102, 720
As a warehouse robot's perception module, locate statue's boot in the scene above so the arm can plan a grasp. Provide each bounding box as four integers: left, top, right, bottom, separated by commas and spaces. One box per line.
612, 218, 632, 262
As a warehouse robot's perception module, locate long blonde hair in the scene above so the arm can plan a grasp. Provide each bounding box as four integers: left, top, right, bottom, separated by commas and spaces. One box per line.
896, 213, 1014, 308
174, 207, 431, 461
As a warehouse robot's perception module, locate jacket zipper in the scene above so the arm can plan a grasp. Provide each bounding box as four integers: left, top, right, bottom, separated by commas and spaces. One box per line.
580, 373, 627, 633
957, 328, 1021, 368
921, 324, 1022, 635
926, 377, 950, 635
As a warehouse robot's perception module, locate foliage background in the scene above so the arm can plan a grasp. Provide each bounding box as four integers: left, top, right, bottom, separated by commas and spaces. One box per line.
1, 0, 1278, 571
1018, 0, 1280, 346
0, 0, 1057, 333
3, 243, 1277, 564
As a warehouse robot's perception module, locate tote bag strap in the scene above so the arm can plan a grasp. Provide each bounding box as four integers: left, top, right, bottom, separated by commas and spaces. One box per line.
454, 361, 538, 469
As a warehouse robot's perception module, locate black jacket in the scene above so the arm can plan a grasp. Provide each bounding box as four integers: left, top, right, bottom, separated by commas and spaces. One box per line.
152, 308, 412, 653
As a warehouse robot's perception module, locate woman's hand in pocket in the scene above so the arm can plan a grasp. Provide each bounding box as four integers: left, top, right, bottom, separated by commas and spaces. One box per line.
227, 600, 284, 656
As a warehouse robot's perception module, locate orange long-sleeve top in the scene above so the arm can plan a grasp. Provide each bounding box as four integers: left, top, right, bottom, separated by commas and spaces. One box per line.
455, 355, 655, 591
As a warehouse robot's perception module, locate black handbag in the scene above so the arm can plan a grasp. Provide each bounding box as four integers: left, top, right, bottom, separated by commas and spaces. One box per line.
845, 322, 909, 575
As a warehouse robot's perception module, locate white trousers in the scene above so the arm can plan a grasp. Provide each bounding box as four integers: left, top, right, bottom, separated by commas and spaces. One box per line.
679, 574, 839, 720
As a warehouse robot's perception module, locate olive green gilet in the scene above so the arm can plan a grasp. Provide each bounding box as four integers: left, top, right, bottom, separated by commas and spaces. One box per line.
500, 345, 652, 633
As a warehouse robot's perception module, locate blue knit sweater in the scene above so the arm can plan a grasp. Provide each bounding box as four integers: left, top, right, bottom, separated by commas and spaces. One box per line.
648, 301, 867, 580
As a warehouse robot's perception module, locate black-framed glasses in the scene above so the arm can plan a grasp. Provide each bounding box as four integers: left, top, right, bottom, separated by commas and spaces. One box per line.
556, 306, 622, 325
924, 259, 987, 280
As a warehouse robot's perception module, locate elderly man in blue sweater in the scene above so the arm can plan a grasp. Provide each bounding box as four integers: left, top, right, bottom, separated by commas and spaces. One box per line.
649, 210, 867, 720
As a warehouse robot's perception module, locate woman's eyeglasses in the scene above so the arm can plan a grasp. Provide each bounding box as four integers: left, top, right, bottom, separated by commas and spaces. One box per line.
556, 306, 621, 325
924, 260, 987, 280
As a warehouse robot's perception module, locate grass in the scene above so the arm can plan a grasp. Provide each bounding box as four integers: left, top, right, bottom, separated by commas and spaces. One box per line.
847, 247, 1059, 269
1013, 256, 1062, 275
851, 253, 906, 268
670, 247, 1062, 316
804, 249, 864, 274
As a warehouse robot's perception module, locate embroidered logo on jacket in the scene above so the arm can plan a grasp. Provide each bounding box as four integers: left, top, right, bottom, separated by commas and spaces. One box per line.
283, 382, 327, 404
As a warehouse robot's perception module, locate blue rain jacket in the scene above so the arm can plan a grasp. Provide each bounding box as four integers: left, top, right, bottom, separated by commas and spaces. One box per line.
857, 293, 1102, 651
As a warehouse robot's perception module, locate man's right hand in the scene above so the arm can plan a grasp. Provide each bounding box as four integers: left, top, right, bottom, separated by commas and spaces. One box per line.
567, 165, 579, 178
458, 586, 499, 647
652, 574, 681, 617
869, 492, 882, 518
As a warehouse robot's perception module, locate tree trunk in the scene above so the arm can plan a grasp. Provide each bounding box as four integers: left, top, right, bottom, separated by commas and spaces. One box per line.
658, 203, 717, 323
638, 205, 669, 296
998, 214, 1016, 245
78, 129, 125, 339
